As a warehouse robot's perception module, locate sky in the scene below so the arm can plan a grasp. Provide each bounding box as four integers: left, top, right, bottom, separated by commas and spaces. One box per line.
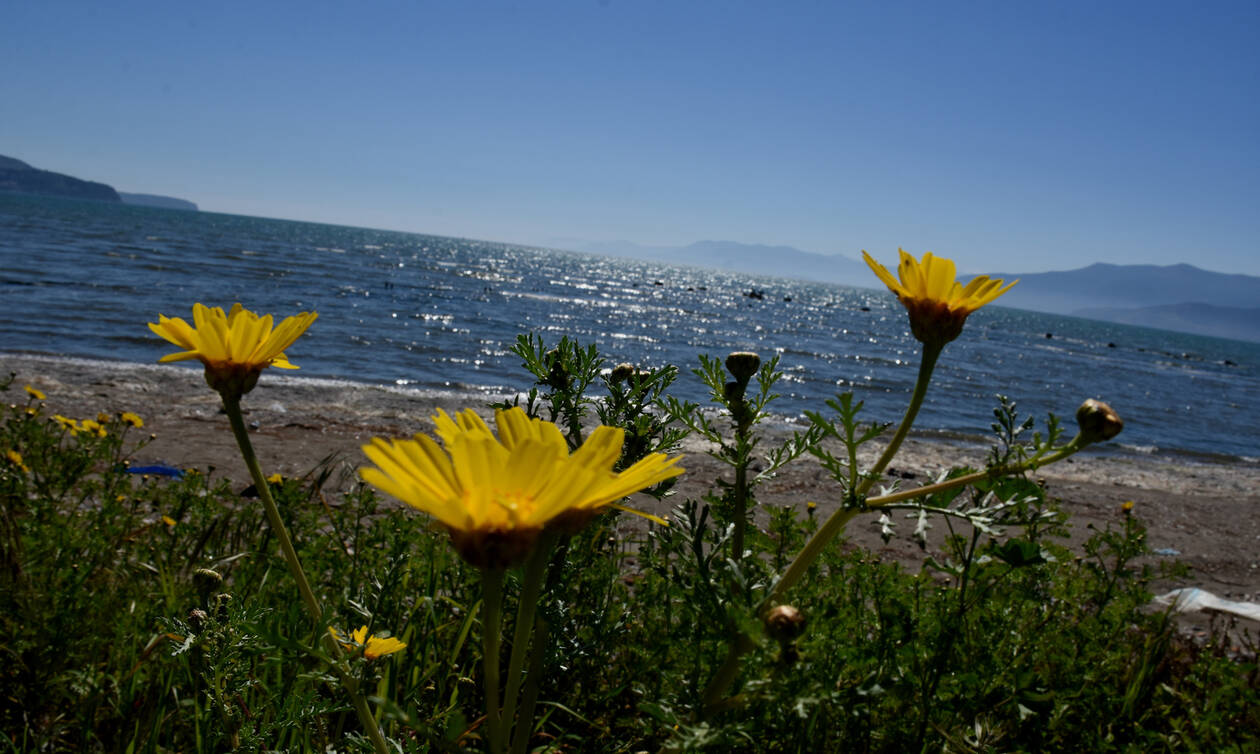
3, 0, 1258, 275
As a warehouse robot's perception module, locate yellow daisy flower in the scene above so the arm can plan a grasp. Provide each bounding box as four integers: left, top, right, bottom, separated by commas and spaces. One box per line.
120, 412, 144, 428
80, 419, 107, 438
330, 625, 407, 660
360, 407, 684, 569
52, 415, 80, 434
24, 385, 45, 401
148, 303, 318, 397
5, 449, 30, 473
862, 249, 1017, 345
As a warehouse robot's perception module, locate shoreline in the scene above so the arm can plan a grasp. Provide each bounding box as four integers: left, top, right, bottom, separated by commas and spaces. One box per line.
6, 351, 1260, 617
6, 350, 1253, 467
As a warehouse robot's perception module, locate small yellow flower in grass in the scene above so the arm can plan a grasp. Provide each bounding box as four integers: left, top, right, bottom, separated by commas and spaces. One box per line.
148, 303, 318, 398
5, 449, 30, 473
162, 515, 177, 528
120, 411, 144, 428
862, 249, 1017, 345
1121, 500, 1134, 515
266, 472, 285, 484
330, 625, 407, 660
360, 407, 684, 569
80, 419, 107, 438
52, 415, 80, 434
24, 385, 45, 401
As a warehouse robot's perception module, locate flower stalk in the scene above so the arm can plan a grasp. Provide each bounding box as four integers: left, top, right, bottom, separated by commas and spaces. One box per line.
482, 568, 507, 753
502, 531, 559, 750
221, 394, 391, 754
859, 340, 943, 495
221, 395, 321, 620
725, 355, 758, 560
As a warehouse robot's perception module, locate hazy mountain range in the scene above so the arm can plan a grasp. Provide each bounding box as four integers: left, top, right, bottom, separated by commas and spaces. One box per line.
557, 239, 1260, 344
0, 154, 197, 210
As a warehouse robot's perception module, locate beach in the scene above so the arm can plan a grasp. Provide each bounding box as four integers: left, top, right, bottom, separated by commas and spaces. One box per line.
8, 352, 1260, 618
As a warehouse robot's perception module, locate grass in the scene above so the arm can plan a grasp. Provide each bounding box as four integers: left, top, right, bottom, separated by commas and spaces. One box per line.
2, 355, 1257, 753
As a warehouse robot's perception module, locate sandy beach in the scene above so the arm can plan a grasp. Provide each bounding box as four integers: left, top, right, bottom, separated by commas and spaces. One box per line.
8, 352, 1259, 620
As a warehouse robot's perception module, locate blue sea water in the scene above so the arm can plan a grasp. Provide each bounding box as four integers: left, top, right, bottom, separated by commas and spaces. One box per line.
3, 192, 1258, 461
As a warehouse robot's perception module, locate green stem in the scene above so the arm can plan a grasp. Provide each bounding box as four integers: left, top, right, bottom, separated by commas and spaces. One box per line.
766, 343, 941, 607
772, 432, 1086, 605
858, 341, 943, 496
222, 396, 322, 620
510, 615, 549, 754
731, 411, 751, 560
221, 394, 390, 754
699, 631, 756, 717
862, 436, 1085, 509
732, 466, 748, 558
768, 508, 860, 606
482, 568, 507, 754
502, 533, 557, 747
701, 430, 1092, 715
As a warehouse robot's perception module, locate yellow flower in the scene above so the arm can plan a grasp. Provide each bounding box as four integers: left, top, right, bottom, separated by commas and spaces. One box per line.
5, 449, 30, 473
52, 415, 80, 434
148, 303, 318, 397
266, 472, 285, 484
330, 625, 407, 660
162, 515, 177, 528
120, 412, 144, 428
360, 407, 684, 569
862, 249, 1016, 345
24, 385, 45, 401
81, 419, 107, 438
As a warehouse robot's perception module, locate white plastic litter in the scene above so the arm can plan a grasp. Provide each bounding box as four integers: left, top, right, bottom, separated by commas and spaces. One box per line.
1152, 588, 1260, 622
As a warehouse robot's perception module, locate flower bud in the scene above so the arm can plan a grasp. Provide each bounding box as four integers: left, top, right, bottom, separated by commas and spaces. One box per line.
1076, 399, 1123, 443
188, 608, 209, 633
610, 363, 636, 383
765, 604, 806, 642
214, 592, 233, 621
194, 567, 223, 595
725, 351, 761, 384
544, 349, 570, 390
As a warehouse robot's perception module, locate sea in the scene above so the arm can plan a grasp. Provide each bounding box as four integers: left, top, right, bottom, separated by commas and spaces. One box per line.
3, 192, 1258, 463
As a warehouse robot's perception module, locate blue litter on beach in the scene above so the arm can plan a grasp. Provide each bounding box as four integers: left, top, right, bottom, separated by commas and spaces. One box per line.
125, 464, 185, 478
1154, 548, 1181, 556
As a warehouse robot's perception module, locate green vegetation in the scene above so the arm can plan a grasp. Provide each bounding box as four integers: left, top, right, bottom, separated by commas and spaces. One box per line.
2, 347, 1256, 753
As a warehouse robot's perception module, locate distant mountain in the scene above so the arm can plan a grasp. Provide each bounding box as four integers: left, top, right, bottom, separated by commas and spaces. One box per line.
562, 239, 873, 287
0, 153, 197, 209
0, 154, 120, 202
987, 262, 1260, 313
118, 192, 198, 211
982, 263, 1260, 342
1073, 302, 1260, 344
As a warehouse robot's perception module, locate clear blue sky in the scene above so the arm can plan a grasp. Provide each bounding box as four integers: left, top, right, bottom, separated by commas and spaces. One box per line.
3, 0, 1257, 275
